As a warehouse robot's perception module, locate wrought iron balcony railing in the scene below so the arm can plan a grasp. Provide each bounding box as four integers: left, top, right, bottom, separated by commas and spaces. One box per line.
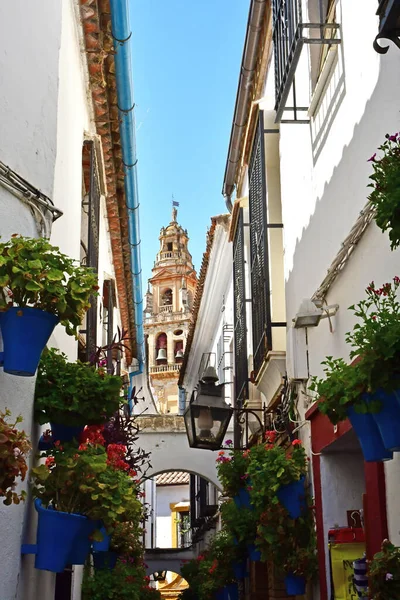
272, 0, 341, 122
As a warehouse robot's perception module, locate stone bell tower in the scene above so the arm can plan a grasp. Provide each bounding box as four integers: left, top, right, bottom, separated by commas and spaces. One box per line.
144, 206, 197, 414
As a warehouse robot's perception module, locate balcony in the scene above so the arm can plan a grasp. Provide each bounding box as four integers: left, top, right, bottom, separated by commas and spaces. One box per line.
272, 0, 341, 122
159, 304, 173, 313
157, 251, 182, 261
150, 364, 181, 374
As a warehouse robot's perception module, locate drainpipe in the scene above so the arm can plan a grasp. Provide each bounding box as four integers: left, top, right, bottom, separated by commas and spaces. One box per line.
222, 0, 268, 212
109, 0, 144, 375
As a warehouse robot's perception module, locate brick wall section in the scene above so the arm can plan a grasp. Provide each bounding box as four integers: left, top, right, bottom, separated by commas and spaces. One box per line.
80, 0, 136, 364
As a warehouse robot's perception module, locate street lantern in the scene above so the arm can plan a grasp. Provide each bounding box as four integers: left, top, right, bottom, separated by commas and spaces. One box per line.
153, 571, 167, 582
184, 369, 233, 451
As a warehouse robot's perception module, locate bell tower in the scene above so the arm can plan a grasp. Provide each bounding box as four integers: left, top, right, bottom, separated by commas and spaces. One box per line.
144, 205, 197, 414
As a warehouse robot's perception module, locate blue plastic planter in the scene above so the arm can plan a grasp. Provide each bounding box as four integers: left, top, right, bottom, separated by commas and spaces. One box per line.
277, 476, 306, 519
284, 573, 306, 595
34, 499, 96, 572
93, 551, 118, 570
346, 406, 393, 462
232, 560, 247, 579
50, 423, 85, 444
215, 590, 225, 600
225, 583, 239, 600
247, 544, 261, 562
370, 389, 400, 451
92, 526, 110, 552
0, 307, 58, 376
233, 484, 253, 510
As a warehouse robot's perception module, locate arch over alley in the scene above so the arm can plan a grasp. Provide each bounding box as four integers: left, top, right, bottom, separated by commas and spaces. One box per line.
136, 414, 221, 489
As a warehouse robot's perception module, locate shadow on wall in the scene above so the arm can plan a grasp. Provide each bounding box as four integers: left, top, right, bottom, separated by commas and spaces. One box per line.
286, 49, 400, 308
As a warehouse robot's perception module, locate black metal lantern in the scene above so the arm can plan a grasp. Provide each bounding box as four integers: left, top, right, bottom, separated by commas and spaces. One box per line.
374, 0, 400, 53
183, 379, 233, 451
153, 571, 167, 582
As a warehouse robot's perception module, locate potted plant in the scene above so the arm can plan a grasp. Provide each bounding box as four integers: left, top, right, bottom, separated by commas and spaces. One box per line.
368, 539, 400, 599
34, 348, 123, 442
256, 496, 317, 595
311, 278, 400, 459
247, 433, 308, 519
0, 235, 98, 376
0, 408, 31, 505
30, 443, 142, 572
368, 133, 400, 250
309, 357, 392, 462
216, 440, 250, 500
82, 555, 162, 600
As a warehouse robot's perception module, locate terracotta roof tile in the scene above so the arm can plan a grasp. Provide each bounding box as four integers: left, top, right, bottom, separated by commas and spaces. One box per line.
156, 472, 190, 486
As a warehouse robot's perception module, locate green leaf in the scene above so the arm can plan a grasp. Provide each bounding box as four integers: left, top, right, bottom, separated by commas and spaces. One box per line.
28, 259, 42, 270
25, 280, 43, 291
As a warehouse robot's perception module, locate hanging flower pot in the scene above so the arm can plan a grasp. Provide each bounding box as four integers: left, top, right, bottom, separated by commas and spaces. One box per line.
225, 583, 239, 600
370, 389, 400, 451
284, 572, 306, 595
346, 406, 393, 462
233, 486, 252, 510
276, 475, 306, 519
247, 543, 262, 562
92, 526, 110, 552
0, 307, 58, 376
50, 422, 85, 444
34, 499, 97, 572
232, 559, 247, 579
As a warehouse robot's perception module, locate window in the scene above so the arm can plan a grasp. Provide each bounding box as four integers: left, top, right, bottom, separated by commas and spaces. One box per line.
161, 288, 173, 306
155, 332, 167, 365
249, 114, 271, 377
167, 242, 173, 251
102, 279, 116, 373
233, 208, 248, 407
81, 140, 101, 361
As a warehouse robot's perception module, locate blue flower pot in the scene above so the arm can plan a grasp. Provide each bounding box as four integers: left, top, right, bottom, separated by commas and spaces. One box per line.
50, 423, 85, 444
232, 560, 247, 579
215, 590, 225, 600
277, 476, 306, 519
284, 573, 306, 595
370, 389, 400, 451
93, 551, 118, 570
346, 406, 393, 462
0, 307, 58, 376
34, 499, 96, 572
225, 583, 239, 600
247, 544, 261, 562
233, 484, 253, 510
92, 526, 110, 552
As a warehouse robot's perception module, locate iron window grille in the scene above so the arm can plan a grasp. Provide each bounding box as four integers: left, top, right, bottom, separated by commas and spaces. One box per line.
273, 0, 341, 122
81, 140, 101, 361
233, 209, 249, 408
374, 0, 400, 53
103, 279, 116, 374
249, 114, 272, 377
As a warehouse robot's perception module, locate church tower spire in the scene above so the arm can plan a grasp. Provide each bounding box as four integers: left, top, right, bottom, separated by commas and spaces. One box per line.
144, 209, 197, 414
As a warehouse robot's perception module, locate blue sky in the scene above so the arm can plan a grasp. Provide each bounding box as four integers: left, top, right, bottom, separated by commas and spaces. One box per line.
130, 0, 249, 285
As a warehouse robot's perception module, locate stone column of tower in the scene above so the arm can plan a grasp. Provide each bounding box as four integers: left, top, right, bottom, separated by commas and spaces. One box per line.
144, 206, 197, 414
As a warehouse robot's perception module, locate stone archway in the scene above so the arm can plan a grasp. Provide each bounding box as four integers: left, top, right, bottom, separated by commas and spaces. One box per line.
136, 415, 221, 489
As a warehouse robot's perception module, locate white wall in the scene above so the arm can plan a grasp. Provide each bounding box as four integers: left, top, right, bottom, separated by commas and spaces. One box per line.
0, 1, 63, 597
320, 450, 365, 594
155, 484, 190, 548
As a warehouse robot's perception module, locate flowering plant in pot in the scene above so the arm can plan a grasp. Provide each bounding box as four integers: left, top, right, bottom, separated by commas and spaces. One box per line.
368, 133, 400, 250
30, 443, 142, 572
220, 498, 258, 545
34, 348, 123, 436
0, 408, 31, 505
216, 441, 249, 497
310, 278, 400, 458
181, 531, 238, 600
256, 495, 318, 594
368, 539, 400, 599
247, 433, 308, 518
0, 235, 98, 375
82, 555, 162, 600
